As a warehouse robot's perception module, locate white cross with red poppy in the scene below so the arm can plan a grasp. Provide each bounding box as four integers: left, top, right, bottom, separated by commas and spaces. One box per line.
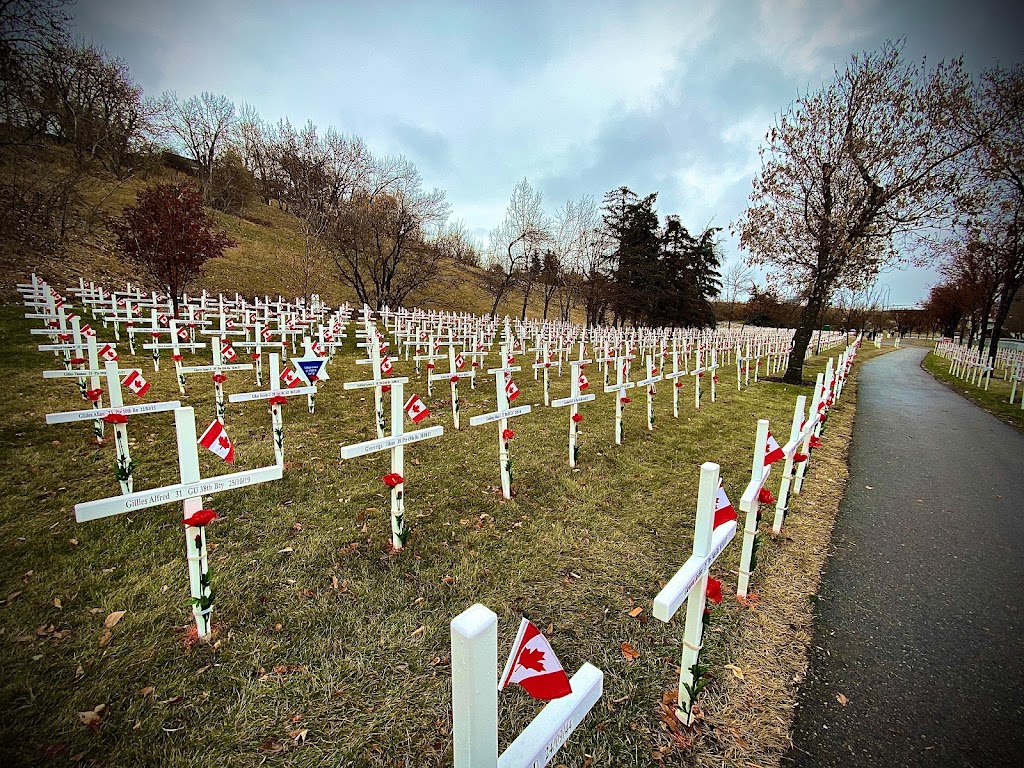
469, 366, 533, 499
551, 359, 596, 467
653, 461, 737, 725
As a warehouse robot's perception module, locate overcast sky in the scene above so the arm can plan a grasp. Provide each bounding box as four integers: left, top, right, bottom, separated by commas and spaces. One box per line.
71, 0, 1023, 306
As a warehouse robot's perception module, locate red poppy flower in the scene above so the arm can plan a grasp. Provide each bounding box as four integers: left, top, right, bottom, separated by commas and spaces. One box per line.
47, 320, 59, 327
212, 373, 227, 384
268, 395, 287, 406
712, 375, 719, 383
674, 381, 682, 388
251, 353, 261, 360
172, 354, 183, 361
794, 452, 809, 463
102, 413, 128, 424
809, 436, 823, 449
381, 385, 391, 393
472, 361, 479, 367
427, 363, 435, 369
450, 375, 459, 383
58, 333, 71, 342
86, 388, 103, 402
544, 362, 551, 368
571, 413, 583, 423
382, 472, 404, 487
183, 509, 218, 527
620, 396, 632, 404
705, 576, 723, 604
758, 487, 776, 505
502, 428, 515, 440
69, 356, 85, 364
151, 332, 161, 338
698, 371, 705, 378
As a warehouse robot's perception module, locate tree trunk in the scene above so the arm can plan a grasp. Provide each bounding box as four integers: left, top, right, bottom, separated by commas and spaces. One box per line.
783, 292, 825, 384
988, 280, 1022, 359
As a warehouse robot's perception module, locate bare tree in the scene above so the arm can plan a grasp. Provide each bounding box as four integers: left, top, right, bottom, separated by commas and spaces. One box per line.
328, 153, 451, 309
434, 218, 481, 266
720, 259, 755, 328
485, 178, 551, 318
158, 91, 237, 200
236, 102, 277, 205
734, 40, 974, 382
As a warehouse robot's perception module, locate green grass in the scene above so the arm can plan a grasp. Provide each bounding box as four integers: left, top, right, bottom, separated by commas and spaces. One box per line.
921, 350, 1024, 433
0, 303, 851, 766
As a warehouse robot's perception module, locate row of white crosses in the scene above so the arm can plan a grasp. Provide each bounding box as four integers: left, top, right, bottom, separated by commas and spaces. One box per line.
934, 339, 995, 390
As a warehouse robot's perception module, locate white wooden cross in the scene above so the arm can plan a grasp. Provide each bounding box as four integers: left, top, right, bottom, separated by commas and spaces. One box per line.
551, 359, 596, 466
653, 461, 737, 725
41, 325, 110, 441
770, 392, 821, 535
339, 378, 443, 550
428, 337, 475, 429
451, 603, 603, 768
603, 353, 636, 445
530, 340, 556, 406
354, 317, 391, 439
233, 320, 285, 388
636, 358, 662, 431
689, 346, 719, 409
736, 419, 772, 598
287, 336, 329, 414
178, 335, 253, 423
663, 338, 687, 418
46, 359, 180, 495
142, 318, 205, 393
72, 406, 282, 638
413, 333, 446, 397
469, 366, 532, 499
227, 353, 316, 466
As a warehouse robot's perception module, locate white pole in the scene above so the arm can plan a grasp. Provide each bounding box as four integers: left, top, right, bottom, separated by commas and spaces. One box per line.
451, 604, 499, 768
175, 407, 213, 638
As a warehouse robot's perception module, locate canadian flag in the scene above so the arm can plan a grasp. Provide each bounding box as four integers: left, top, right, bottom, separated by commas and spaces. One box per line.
280, 367, 302, 389
198, 419, 234, 463
713, 484, 736, 529
764, 432, 785, 465
311, 340, 325, 357
226, 318, 236, 330
499, 618, 572, 700
403, 393, 430, 423
455, 353, 465, 370
261, 327, 273, 342
80, 324, 96, 338
176, 326, 190, 342
380, 356, 394, 376
99, 343, 119, 362
158, 313, 169, 327
132, 305, 141, 316
505, 378, 521, 402
578, 373, 590, 390
220, 341, 237, 362
121, 369, 151, 398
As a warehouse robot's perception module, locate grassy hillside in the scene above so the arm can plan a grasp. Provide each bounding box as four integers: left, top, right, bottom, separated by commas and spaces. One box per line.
1, 148, 561, 320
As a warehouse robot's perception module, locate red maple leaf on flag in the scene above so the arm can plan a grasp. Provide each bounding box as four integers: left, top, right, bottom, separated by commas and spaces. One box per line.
218, 436, 230, 449
519, 647, 546, 672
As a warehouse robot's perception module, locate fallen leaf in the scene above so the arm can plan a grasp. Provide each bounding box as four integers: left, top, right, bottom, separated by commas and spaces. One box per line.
3, 591, 22, 604
74, 664, 84, 680
53, 598, 63, 609
836, 693, 850, 706
441, 576, 456, 584
278, 547, 294, 554
104, 611, 126, 628
628, 607, 643, 618
724, 663, 745, 681
139, 686, 155, 696
77, 704, 105, 731
69, 539, 79, 546
621, 641, 641, 661
411, 625, 425, 637
289, 728, 308, 744
98, 629, 112, 648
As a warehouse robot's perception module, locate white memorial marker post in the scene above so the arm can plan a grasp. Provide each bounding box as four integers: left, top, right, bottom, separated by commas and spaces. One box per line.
450, 603, 603, 768
551, 359, 596, 466
530, 341, 553, 405
179, 336, 253, 424
47, 360, 179, 495
339, 378, 443, 550
736, 419, 773, 598
227, 353, 316, 466
290, 336, 330, 414
653, 461, 737, 725
664, 339, 686, 417
72, 406, 282, 638
143, 319, 204, 394
354, 318, 390, 439
428, 339, 474, 429
414, 334, 446, 398
603, 353, 636, 445
469, 366, 532, 499
42, 327, 108, 442
636, 358, 662, 431
771, 395, 816, 535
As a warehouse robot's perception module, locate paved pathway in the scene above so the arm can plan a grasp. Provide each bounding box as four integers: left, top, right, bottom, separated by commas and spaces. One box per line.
787, 346, 1024, 767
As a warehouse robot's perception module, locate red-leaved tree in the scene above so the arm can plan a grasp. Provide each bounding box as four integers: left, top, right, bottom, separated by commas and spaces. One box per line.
113, 182, 235, 313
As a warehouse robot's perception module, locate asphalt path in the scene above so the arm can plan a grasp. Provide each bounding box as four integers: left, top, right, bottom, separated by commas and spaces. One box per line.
787, 346, 1024, 767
